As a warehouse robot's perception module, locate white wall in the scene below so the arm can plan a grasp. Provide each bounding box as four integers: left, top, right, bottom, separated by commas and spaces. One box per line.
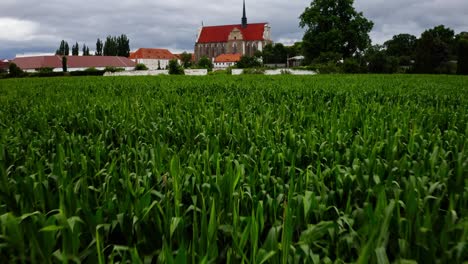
132, 59, 181, 70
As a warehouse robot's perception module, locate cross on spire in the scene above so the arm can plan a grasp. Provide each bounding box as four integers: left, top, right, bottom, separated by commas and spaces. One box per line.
242, 0, 248, 28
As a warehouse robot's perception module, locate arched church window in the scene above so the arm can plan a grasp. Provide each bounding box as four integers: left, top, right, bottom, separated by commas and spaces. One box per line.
233, 43, 237, 54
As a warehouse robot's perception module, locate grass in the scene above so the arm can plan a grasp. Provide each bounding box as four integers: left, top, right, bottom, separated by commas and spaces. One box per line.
0, 75, 467, 263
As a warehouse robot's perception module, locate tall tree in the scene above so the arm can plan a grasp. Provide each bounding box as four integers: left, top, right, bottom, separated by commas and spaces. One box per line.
300, 0, 373, 64
384, 34, 417, 58
96, 38, 103, 56
117, 34, 130, 57
72, 42, 79, 56
414, 25, 455, 73
56, 40, 70, 56
180, 52, 193, 68
457, 35, 468, 75
82, 44, 91, 56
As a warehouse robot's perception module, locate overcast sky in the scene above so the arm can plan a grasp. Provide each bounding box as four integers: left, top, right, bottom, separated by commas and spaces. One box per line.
1, 0, 467, 59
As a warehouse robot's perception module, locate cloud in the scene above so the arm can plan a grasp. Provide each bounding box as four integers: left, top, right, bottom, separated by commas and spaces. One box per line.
0, 18, 39, 41
0, 0, 467, 59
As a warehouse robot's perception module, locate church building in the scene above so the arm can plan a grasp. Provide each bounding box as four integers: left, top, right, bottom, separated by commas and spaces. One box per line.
194, 1, 272, 62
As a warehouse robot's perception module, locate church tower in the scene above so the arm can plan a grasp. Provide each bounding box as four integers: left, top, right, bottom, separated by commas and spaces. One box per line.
242, 0, 248, 28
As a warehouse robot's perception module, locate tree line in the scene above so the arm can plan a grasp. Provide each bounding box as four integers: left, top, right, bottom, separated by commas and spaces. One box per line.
238, 0, 467, 75
55, 35, 130, 57
296, 0, 468, 74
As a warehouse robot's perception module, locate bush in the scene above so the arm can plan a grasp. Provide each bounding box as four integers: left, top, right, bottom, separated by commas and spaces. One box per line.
311, 62, 342, 74
197, 56, 213, 72
342, 58, 364, 73
29, 72, 66, 78
105, 66, 125, 73
236, 56, 262, 68
36, 67, 54, 73
242, 68, 265, 75
168, 59, 184, 75
135, 63, 148, 71
69, 69, 106, 76
9, 63, 24, 77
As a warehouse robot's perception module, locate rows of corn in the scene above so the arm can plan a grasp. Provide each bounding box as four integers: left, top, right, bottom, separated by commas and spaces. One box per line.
0, 75, 467, 263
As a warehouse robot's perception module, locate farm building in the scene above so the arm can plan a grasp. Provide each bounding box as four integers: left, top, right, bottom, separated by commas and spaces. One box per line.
214, 53, 241, 69
0, 60, 9, 72
129, 48, 178, 70
11, 56, 136, 72
194, 0, 272, 62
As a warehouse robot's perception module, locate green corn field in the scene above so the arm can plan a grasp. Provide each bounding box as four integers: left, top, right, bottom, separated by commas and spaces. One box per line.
0, 75, 467, 263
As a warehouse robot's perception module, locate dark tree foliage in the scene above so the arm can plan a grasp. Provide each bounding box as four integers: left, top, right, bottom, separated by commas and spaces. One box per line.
414, 25, 455, 74
180, 52, 193, 68
236, 56, 262, 68
103, 35, 130, 57
366, 45, 399, 73
300, 0, 373, 64
168, 59, 184, 75
72, 42, 79, 56
197, 56, 214, 71
82, 45, 90, 56
95, 39, 103, 56
56, 40, 70, 56
8, 63, 24, 77
62, 56, 68, 72
384, 34, 417, 59
457, 38, 468, 75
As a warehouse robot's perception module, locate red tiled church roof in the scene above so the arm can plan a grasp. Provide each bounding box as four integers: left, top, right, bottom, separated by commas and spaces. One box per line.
129, 48, 177, 60
12, 56, 135, 70
215, 53, 241, 63
197, 23, 267, 43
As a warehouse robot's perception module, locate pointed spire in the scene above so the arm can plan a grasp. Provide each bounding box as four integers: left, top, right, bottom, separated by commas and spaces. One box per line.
242, 0, 248, 28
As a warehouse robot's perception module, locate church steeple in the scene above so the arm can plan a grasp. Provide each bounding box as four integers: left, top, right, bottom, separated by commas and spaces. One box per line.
242, 0, 248, 28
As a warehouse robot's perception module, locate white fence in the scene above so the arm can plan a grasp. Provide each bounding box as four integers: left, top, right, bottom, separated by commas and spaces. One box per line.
104, 70, 169, 76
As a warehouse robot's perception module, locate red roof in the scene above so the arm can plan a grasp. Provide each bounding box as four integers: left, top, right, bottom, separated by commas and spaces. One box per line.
215, 53, 241, 63
197, 23, 267, 43
0, 60, 9, 70
12, 56, 135, 70
129, 48, 176, 60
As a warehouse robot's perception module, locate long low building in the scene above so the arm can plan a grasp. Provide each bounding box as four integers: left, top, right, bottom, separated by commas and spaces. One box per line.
129, 48, 179, 70
12, 56, 136, 72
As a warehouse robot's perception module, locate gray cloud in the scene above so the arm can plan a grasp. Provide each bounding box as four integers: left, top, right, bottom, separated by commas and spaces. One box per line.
1, 0, 467, 59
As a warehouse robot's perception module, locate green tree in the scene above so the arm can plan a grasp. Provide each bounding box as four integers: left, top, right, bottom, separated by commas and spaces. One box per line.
117, 34, 130, 57
384, 34, 417, 60
168, 59, 184, 75
180, 52, 193, 68
72, 42, 79, 56
457, 37, 468, 75
300, 0, 373, 64
82, 45, 90, 56
62, 56, 68, 72
414, 25, 455, 73
236, 56, 262, 68
104, 36, 118, 56
103, 35, 130, 57
96, 38, 103, 56
8, 63, 23, 77
197, 56, 213, 71
365, 45, 399, 73
56, 40, 70, 55
135, 63, 148, 71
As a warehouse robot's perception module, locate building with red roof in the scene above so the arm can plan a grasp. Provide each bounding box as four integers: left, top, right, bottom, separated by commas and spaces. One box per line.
0, 60, 9, 72
214, 53, 241, 68
12, 56, 135, 72
194, 0, 272, 62
129, 48, 178, 70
